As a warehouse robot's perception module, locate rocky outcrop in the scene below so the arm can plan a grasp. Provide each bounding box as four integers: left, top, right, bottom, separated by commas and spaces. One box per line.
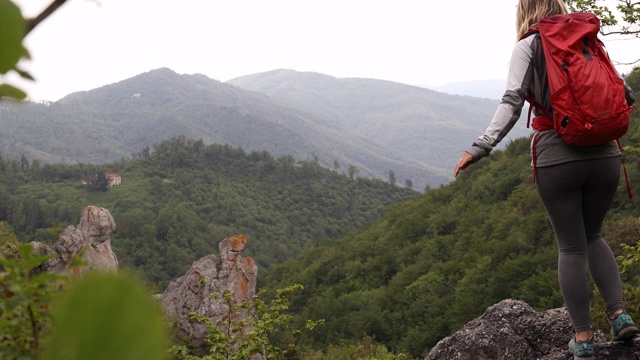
425, 299, 640, 360
159, 235, 258, 348
31, 205, 118, 275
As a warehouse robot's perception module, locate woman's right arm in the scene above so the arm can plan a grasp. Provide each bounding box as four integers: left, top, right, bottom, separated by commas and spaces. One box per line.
455, 37, 536, 175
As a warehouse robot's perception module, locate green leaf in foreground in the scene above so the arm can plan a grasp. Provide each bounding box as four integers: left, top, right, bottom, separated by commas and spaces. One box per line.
42, 271, 169, 360
0, 0, 26, 74
0, 83, 27, 100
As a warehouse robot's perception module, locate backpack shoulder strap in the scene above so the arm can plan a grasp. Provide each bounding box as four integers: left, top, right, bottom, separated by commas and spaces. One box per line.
519, 25, 539, 41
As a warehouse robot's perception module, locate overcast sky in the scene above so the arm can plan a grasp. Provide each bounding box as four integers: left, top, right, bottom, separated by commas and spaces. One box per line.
9, 0, 639, 102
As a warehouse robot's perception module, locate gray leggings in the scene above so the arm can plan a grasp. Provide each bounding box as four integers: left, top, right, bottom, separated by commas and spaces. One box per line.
536, 156, 624, 332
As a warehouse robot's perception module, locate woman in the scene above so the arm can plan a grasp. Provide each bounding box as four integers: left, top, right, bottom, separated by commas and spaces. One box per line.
453, 0, 637, 358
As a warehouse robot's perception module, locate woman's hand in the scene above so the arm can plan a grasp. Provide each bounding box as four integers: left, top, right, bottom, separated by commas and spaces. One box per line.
453, 152, 474, 177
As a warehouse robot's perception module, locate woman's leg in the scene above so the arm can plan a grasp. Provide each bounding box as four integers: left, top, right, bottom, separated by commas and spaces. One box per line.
536, 157, 622, 333
582, 157, 624, 315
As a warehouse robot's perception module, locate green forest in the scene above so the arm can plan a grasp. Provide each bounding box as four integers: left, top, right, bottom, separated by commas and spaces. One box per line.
0, 68, 637, 359
0, 67, 638, 358
3, 0, 640, 358
259, 69, 640, 357
0, 136, 418, 290
0, 67, 455, 191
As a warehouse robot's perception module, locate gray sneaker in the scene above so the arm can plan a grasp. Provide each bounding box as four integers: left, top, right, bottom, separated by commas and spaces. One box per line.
609, 310, 639, 341
568, 336, 594, 360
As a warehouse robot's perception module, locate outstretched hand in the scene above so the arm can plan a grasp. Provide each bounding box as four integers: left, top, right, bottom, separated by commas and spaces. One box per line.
453, 152, 474, 177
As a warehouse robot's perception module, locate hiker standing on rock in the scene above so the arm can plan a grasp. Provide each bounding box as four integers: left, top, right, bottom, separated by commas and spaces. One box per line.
453, 0, 637, 359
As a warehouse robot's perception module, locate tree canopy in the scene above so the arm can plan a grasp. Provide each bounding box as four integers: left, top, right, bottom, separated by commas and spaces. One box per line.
568, 0, 640, 65
0, 137, 418, 289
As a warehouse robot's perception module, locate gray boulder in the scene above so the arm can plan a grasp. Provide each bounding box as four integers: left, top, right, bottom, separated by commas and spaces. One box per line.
160, 235, 258, 348
31, 205, 118, 274
425, 299, 640, 360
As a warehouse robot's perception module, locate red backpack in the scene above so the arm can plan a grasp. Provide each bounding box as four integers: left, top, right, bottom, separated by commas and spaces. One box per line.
522, 13, 634, 197
523, 12, 633, 146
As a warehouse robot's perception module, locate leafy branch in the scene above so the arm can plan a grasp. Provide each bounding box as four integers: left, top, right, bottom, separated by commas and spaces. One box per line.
0, 0, 69, 100
567, 0, 640, 65
25, 0, 69, 35
0, 243, 68, 358
170, 284, 324, 360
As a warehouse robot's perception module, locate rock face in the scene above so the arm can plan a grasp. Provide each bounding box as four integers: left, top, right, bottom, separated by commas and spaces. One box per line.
425, 299, 640, 360
160, 235, 258, 348
31, 205, 118, 275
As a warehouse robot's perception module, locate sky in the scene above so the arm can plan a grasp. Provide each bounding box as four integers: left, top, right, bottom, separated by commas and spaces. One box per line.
8, 0, 640, 102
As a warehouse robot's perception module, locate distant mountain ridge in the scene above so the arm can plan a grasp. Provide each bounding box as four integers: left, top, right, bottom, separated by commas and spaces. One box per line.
427, 79, 508, 100
228, 69, 531, 181
0, 68, 533, 189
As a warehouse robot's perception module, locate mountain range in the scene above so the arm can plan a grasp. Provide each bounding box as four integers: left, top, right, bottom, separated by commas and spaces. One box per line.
428, 79, 509, 100
0, 68, 532, 190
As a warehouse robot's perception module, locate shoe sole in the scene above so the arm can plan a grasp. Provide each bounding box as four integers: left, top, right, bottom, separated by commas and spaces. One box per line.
569, 347, 595, 359
613, 325, 639, 341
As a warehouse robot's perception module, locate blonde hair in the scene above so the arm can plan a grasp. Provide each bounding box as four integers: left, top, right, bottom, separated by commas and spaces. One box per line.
516, 0, 569, 40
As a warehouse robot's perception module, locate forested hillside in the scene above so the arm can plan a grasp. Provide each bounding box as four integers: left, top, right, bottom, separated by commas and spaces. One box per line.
1, 69, 638, 359
1, 67, 537, 191
259, 68, 640, 358
228, 69, 532, 174
0, 136, 417, 289
3, 1, 640, 358
0, 68, 452, 190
